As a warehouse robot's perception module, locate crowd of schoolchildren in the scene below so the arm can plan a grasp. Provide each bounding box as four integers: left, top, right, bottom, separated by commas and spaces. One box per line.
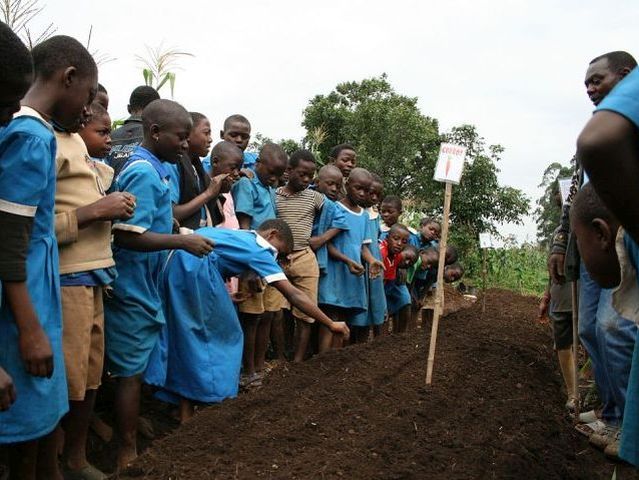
0, 28, 465, 479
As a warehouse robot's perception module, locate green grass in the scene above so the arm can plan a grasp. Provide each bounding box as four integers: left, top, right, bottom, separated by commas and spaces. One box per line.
465, 245, 547, 297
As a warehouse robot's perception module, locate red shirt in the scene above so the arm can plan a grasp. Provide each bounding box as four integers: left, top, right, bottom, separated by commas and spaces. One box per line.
380, 239, 401, 281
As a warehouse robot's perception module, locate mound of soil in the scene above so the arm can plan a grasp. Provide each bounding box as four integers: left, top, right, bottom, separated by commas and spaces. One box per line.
121, 290, 636, 479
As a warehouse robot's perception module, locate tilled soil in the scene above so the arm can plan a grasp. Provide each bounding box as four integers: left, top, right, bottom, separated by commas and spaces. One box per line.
118, 289, 637, 479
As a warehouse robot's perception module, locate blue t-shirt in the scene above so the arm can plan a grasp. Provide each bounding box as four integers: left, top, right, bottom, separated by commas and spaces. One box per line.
597, 67, 639, 127
231, 174, 276, 229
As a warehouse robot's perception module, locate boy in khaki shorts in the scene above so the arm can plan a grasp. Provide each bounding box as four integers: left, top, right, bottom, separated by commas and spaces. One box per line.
277, 150, 337, 363
54, 110, 136, 479
232, 143, 288, 387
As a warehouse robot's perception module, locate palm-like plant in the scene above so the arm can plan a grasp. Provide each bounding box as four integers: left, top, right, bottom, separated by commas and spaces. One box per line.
136, 43, 193, 98
1, 0, 55, 48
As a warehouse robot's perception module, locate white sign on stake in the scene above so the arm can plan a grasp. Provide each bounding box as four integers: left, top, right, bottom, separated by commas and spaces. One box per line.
479, 232, 492, 249
558, 178, 572, 205
434, 143, 467, 184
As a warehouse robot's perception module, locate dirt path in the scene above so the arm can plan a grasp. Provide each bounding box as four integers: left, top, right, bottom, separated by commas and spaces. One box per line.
116, 289, 636, 479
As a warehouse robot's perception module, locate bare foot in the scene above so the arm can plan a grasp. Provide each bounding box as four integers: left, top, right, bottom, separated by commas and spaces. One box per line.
179, 399, 194, 424
117, 445, 137, 472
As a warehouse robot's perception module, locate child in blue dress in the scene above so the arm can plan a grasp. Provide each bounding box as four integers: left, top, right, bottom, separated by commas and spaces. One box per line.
0, 21, 34, 415
350, 173, 387, 341
147, 220, 350, 422
105, 99, 215, 471
0, 35, 97, 479
319, 168, 383, 351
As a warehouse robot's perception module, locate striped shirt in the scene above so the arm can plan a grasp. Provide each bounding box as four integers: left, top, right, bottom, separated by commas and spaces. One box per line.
276, 187, 324, 251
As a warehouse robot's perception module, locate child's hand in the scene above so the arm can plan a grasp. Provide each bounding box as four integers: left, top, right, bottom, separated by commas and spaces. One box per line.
0, 368, 16, 411
89, 192, 136, 221
538, 292, 550, 324
330, 321, 350, 340
308, 236, 322, 251
369, 260, 384, 279
180, 234, 215, 257
207, 173, 230, 198
18, 323, 53, 377
348, 261, 365, 276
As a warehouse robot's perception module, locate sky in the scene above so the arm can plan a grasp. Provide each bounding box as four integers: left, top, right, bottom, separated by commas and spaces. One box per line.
27, 0, 639, 242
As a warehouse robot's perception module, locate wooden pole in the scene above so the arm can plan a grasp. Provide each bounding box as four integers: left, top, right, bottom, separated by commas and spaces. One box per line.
571, 281, 580, 419
426, 182, 453, 385
481, 248, 487, 314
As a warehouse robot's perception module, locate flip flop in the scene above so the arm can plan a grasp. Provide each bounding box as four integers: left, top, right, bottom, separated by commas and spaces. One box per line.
578, 409, 599, 424
63, 464, 107, 480
575, 419, 607, 437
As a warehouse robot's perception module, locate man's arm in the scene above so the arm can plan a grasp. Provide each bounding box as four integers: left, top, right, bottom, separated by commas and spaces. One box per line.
578, 110, 639, 245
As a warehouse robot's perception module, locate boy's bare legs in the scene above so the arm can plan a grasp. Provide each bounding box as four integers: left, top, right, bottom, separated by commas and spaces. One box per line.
293, 318, 312, 363
62, 390, 99, 472
36, 428, 63, 480
240, 313, 260, 377
254, 312, 274, 372
114, 375, 141, 471
352, 326, 370, 344
270, 310, 287, 361
399, 306, 411, 333
391, 315, 399, 334
179, 398, 195, 424
372, 324, 383, 337
318, 306, 338, 353
8, 440, 38, 480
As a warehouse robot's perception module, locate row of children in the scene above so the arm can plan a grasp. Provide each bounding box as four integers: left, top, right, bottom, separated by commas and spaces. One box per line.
0, 25, 464, 479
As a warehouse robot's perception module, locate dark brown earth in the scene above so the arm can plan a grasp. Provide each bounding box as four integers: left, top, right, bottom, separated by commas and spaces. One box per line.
109, 289, 639, 479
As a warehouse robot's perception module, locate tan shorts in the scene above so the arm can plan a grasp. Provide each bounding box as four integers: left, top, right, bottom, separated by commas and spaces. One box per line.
238, 281, 285, 315
283, 247, 319, 322
61, 286, 105, 401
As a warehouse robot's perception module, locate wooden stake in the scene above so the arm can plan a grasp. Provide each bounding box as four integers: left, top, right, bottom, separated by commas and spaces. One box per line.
481, 248, 488, 314
571, 281, 580, 419
426, 182, 453, 385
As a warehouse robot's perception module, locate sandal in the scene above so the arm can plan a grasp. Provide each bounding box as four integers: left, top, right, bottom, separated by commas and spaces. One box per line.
63, 464, 107, 480
578, 409, 599, 424
575, 419, 607, 437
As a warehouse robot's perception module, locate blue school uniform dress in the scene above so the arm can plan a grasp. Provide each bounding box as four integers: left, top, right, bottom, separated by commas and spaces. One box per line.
311, 195, 349, 275
597, 67, 639, 466
351, 209, 386, 326
104, 146, 173, 378
231, 174, 276, 229
385, 279, 412, 316
145, 228, 286, 404
0, 108, 68, 443
319, 202, 370, 313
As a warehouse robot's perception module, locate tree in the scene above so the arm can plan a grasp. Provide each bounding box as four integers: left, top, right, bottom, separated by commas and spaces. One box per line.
1, 0, 55, 48
248, 133, 301, 155
534, 161, 574, 247
136, 43, 193, 98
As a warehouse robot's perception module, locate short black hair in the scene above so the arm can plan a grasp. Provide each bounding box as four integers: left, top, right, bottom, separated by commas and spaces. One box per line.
257, 218, 294, 253
381, 195, 402, 211
590, 51, 637, 73
97, 83, 107, 94
318, 164, 342, 180
420, 216, 440, 227
0, 22, 33, 88
370, 173, 383, 185
89, 102, 109, 122
258, 142, 288, 166
389, 223, 410, 236
129, 86, 160, 112
31, 35, 97, 81
142, 99, 191, 134
446, 262, 465, 274
403, 244, 419, 257
289, 149, 316, 169
189, 112, 207, 127
347, 167, 372, 184
329, 143, 355, 159
571, 183, 617, 227
210, 140, 242, 162
223, 114, 250, 132
445, 245, 459, 264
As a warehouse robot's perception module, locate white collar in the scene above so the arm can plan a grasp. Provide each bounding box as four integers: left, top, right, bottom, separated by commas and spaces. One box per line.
254, 231, 279, 256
